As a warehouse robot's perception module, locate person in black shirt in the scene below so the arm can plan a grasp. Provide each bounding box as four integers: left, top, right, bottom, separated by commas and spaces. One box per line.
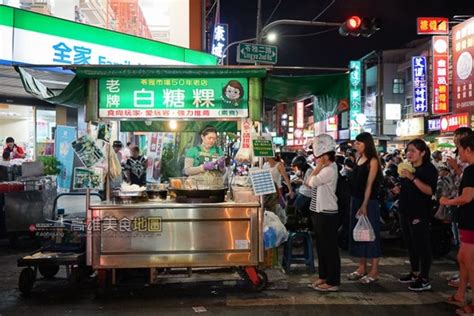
124, 145, 147, 186
397, 139, 438, 292
440, 134, 474, 314
347, 132, 383, 284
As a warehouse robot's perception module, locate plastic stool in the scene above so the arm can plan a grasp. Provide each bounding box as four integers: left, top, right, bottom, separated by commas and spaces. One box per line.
281, 231, 315, 273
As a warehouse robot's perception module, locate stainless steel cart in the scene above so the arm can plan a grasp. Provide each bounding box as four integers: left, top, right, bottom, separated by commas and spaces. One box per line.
87, 197, 267, 291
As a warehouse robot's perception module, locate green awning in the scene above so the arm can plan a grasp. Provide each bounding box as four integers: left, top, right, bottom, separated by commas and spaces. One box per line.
120, 121, 237, 133
264, 73, 349, 102
74, 65, 267, 79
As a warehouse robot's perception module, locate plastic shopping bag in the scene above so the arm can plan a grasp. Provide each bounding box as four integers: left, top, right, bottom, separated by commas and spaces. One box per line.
263, 211, 289, 249
353, 215, 375, 242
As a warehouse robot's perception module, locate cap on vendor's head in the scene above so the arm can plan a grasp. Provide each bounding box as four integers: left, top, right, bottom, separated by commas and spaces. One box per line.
313, 133, 336, 158
5, 137, 14, 144
113, 140, 123, 148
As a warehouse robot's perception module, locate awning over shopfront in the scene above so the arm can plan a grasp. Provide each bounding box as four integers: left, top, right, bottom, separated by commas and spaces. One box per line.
0, 4, 217, 105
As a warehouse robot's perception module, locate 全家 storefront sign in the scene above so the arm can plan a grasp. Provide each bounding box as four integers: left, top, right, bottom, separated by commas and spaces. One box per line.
452, 17, 474, 113
417, 17, 449, 35
440, 113, 470, 133
99, 77, 249, 119
432, 36, 450, 114
412, 56, 428, 113
0, 6, 216, 67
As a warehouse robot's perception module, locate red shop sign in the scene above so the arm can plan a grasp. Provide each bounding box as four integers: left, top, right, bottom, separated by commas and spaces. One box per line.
417, 17, 449, 35
440, 113, 470, 133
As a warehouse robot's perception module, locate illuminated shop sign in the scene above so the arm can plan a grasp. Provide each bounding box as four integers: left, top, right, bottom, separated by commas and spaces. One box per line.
412, 56, 428, 113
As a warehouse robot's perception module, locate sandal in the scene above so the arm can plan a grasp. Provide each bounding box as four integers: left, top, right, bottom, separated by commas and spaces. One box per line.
447, 295, 465, 307
359, 275, 379, 284
456, 304, 474, 316
307, 279, 326, 289
312, 283, 339, 292
347, 271, 366, 281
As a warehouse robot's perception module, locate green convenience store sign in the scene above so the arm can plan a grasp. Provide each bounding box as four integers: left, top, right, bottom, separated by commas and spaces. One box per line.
99, 77, 249, 119
0, 5, 216, 66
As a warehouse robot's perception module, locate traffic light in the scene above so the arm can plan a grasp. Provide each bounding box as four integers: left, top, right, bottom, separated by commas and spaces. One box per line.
339, 16, 381, 37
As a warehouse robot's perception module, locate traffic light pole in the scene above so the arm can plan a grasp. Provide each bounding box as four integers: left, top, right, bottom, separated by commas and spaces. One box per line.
260, 19, 341, 37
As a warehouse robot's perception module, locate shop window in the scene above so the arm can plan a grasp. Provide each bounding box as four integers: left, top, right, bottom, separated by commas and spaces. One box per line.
393, 78, 405, 94
36, 109, 56, 157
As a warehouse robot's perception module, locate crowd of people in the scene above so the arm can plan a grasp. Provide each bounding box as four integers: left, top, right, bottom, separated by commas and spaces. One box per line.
267, 128, 473, 314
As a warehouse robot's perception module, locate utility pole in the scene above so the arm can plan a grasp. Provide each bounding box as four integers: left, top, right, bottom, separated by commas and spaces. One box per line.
256, 0, 262, 44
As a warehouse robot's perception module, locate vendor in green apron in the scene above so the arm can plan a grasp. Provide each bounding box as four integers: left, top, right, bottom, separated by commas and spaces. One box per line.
184, 126, 225, 178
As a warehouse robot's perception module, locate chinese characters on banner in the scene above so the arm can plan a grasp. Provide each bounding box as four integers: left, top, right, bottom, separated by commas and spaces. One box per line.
432, 36, 450, 114
452, 17, 474, 113
412, 56, 428, 113
99, 78, 249, 119
417, 17, 449, 35
241, 118, 252, 149
440, 113, 470, 133
211, 24, 228, 59
349, 60, 362, 140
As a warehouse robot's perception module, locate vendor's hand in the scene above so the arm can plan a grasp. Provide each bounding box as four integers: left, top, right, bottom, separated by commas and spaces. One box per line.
439, 196, 450, 206
356, 204, 368, 217
203, 161, 216, 171
217, 157, 226, 170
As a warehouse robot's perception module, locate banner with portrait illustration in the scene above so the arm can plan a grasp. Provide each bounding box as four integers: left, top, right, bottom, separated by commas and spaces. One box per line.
98, 77, 249, 119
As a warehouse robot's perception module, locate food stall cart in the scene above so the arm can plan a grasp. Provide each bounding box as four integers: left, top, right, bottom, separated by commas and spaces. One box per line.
73, 66, 268, 291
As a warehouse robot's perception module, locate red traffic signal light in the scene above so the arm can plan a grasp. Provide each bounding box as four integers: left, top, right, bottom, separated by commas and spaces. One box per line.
347, 16, 362, 30
339, 16, 381, 37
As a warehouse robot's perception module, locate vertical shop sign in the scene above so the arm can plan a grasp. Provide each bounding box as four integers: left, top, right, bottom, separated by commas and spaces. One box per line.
55, 126, 77, 193
295, 101, 304, 129
412, 56, 428, 113
349, 60, 362, 139
432, 36, 450, 114
211, 24, 228, 59
452, 17, 474, 113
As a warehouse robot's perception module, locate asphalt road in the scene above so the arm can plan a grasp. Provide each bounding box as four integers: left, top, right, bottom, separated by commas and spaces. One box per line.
0, 238, 467, 316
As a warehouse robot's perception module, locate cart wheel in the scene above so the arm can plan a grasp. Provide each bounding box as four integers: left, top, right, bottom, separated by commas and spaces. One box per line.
39, 265, 60, 279
242, 267, 268, 291
252, 269, 268, 292
19, 267, 35, 295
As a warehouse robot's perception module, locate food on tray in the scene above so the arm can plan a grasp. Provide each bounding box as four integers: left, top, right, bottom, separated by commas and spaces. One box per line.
398, 161, 415, 176
120, 182, 146, 192
170, 178, 183, 189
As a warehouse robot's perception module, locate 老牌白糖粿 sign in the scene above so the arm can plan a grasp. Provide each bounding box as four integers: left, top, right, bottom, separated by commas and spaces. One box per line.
99, 78, 249, 119
237, 43, 277, 64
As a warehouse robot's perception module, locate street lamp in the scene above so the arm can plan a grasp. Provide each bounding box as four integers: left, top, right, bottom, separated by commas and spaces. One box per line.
220, 19, 341, 65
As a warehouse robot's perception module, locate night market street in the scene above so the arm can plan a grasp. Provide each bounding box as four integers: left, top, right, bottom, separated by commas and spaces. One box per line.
0, 239, 463, 315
